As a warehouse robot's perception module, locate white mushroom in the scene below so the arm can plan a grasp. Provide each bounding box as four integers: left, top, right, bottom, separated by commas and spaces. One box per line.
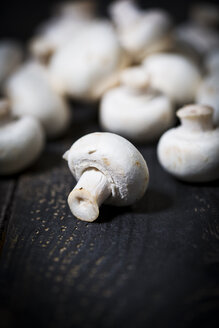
196, 74, 219, 125
6, 61, 71, 138
157, 104, 219, 182
63, 132, 149, 222
49, 20, 129, 101
30, 1, 96, 61
0, 40, 22, 89
109, 0, 173, 62
143, 53, 202, 105
0, 99, 45, 175
100, 66, 174, 142
204, 48, 219, 75
174, 22, 219, 56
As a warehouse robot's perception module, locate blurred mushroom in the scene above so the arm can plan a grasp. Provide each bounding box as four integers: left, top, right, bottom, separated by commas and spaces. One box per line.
204, 47, 219, 75
100, 66, 174, 142
6, 61, 71, 138
143, 53, 202, 104
174, 22, 219, 57
0, 99, 45, 175
49, 20, 130, 101
196, 74, 219, 125
29, 1, 96, 62
109, 0, 173, 62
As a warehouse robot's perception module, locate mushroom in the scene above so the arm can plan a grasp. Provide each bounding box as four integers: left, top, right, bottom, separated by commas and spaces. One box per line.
30, 1, 96, 62
49, 20, 130, 101
6, 61, 71, 138
157, 104, 219, 182
204, 48, 219, 75
63, 132, 149, 222
0, 40, 22, 90
100, 66, 174, 142
174, 22, 219, 57
109, 0, 173, 62
143, 53, 202, 105
0, 99, 45, 175
196, 74, 219, 125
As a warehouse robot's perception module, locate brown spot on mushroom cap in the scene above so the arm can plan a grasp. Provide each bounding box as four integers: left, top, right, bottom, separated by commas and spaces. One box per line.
88, 150, 96, 154
135, 161, 141, 167
102, 157, 110, 166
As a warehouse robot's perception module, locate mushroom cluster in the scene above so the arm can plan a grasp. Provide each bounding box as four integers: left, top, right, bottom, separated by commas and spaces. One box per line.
1, 0, 219, 222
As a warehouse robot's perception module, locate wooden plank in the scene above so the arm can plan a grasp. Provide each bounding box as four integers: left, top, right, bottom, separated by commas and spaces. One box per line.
0, 178, 16, 254
0, 120, 218, 328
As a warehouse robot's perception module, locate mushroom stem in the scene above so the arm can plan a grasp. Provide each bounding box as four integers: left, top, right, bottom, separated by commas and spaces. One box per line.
110, 0, 141, 29
177, 105, 214, 132
68, 168, 111, 222
120, 66, 150, 92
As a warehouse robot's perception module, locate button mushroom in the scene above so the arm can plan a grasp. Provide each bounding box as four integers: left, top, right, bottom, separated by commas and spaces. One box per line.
157, 104, 219, 182
49, 20, 130, 101
174, 22, 219, 57
0, 40, 22, 90
30, 1, 96, 62
6, 61, 71, 138
0, 99, 45, 175
109, 0, 173, 62
196, 74, 219, 125
100, 66, 174, 142
63, 132, 149, 222
143, 53, 202, 105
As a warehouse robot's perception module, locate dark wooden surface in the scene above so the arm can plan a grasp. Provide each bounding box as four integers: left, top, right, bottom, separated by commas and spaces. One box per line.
0, 103, 219, 328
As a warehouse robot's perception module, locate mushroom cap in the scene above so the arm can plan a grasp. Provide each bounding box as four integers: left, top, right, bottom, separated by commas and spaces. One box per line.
49, 20, 129, 100
143, 53, 202, 104
157, 106, 219, 182
0, 115, 45, 175
30, 0, 96, 60
111, 6, 172, 61
100, 85, 174, 142
6, 61, 71, 138
0, 40, 22, 88
196, 74, 219, 125
30, 17, 91, 59
64, 132, 149, 206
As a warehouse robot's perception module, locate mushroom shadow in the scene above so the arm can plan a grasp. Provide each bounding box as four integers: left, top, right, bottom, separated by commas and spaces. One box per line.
96, 205, 131, 224
179, 178, 219, 188
132, 188, 173, 214
27, 149, 64, 174
94, 188, 173, 223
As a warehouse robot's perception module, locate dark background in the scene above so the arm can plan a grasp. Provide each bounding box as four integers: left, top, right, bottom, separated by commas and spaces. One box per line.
0, 0, 219, 40
0, 1, 219, 328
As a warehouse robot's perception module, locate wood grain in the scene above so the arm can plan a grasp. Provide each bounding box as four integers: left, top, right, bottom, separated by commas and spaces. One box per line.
0, 105, 219, 328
